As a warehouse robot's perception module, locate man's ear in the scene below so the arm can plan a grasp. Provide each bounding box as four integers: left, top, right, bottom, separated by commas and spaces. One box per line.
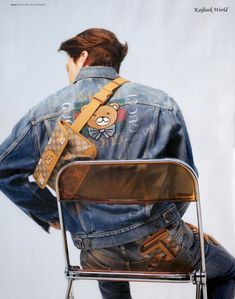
77, 51, 89, 68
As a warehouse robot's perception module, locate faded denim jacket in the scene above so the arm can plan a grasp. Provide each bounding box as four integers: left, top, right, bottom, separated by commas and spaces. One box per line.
0, 67, 197, 249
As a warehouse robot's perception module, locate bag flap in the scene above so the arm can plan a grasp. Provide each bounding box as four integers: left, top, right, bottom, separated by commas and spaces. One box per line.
33, 121, 69, 189
62, 120, 97, 158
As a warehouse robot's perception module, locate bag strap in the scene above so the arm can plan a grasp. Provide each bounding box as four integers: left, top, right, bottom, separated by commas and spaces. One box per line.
71, 77, 129, 133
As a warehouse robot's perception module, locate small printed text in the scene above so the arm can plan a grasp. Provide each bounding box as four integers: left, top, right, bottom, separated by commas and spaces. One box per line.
194, 7, 229, 14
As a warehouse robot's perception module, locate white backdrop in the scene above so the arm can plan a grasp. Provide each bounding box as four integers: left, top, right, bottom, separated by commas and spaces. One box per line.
0, 0, 234, 298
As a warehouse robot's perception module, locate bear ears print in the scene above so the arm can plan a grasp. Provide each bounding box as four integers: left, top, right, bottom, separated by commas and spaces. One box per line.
109, 103, 119, 111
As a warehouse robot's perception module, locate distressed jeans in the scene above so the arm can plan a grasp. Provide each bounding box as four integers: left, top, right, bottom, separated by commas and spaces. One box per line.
80, 220, 235, 299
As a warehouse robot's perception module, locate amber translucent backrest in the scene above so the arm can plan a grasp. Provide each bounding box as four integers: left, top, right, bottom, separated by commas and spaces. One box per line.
56, 159, 198, 204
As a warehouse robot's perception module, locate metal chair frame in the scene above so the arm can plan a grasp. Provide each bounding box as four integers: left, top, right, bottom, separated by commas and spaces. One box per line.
55, 159, 207, 299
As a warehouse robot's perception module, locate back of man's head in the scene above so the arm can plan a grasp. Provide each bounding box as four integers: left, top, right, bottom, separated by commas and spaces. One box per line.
58, 28, 128, 73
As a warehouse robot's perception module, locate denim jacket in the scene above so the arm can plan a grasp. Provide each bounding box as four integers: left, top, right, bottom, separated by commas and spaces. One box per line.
0, 66, 197, 249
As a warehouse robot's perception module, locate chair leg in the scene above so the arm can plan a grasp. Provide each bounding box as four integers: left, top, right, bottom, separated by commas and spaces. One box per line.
201, 284, 208, 299
196, 283, 201, 299
65, 279, 74, 299
196, 283, 208, 299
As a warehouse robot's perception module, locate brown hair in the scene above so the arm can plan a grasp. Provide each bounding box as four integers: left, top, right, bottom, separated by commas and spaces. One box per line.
58, 28, 128, 73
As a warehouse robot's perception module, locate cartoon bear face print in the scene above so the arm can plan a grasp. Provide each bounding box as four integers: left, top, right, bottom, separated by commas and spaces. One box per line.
81, 103, 120, 140
87, 103, 119, 129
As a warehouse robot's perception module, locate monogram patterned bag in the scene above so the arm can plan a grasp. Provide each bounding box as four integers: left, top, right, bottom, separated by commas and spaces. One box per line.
33, 77, 128, 190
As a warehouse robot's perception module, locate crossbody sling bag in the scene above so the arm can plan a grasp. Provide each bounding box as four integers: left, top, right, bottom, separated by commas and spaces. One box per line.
33, 77, 128, 190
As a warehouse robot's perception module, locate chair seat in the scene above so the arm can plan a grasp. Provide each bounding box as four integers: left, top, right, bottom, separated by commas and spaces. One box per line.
66, 266, 193, 283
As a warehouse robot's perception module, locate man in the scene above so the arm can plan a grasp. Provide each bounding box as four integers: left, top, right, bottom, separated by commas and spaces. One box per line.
0, 28, 234, 299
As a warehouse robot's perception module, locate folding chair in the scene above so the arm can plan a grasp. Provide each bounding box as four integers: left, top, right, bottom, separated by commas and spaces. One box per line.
55, 159, 207, 299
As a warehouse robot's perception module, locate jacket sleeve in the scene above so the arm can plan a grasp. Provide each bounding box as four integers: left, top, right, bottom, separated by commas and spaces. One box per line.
171, 101, 198, 175
167, 100, 198, 175
150, 98, 198, 217
151, 98, 198, 175
0, 114, 59, 232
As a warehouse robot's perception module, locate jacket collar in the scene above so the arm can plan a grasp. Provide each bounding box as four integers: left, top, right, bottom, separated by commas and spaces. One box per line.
73, 66, 120, 83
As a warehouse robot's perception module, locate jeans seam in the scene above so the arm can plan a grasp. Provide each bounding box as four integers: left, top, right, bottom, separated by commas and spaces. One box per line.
82, 251, 111, 270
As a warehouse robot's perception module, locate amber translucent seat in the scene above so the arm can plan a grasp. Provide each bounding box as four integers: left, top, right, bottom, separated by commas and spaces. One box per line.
55, 159, 207, 299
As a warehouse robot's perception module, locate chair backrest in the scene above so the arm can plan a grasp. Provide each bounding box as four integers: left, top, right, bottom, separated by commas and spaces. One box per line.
55, 159, 207, 299
56, 159, 199, 204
